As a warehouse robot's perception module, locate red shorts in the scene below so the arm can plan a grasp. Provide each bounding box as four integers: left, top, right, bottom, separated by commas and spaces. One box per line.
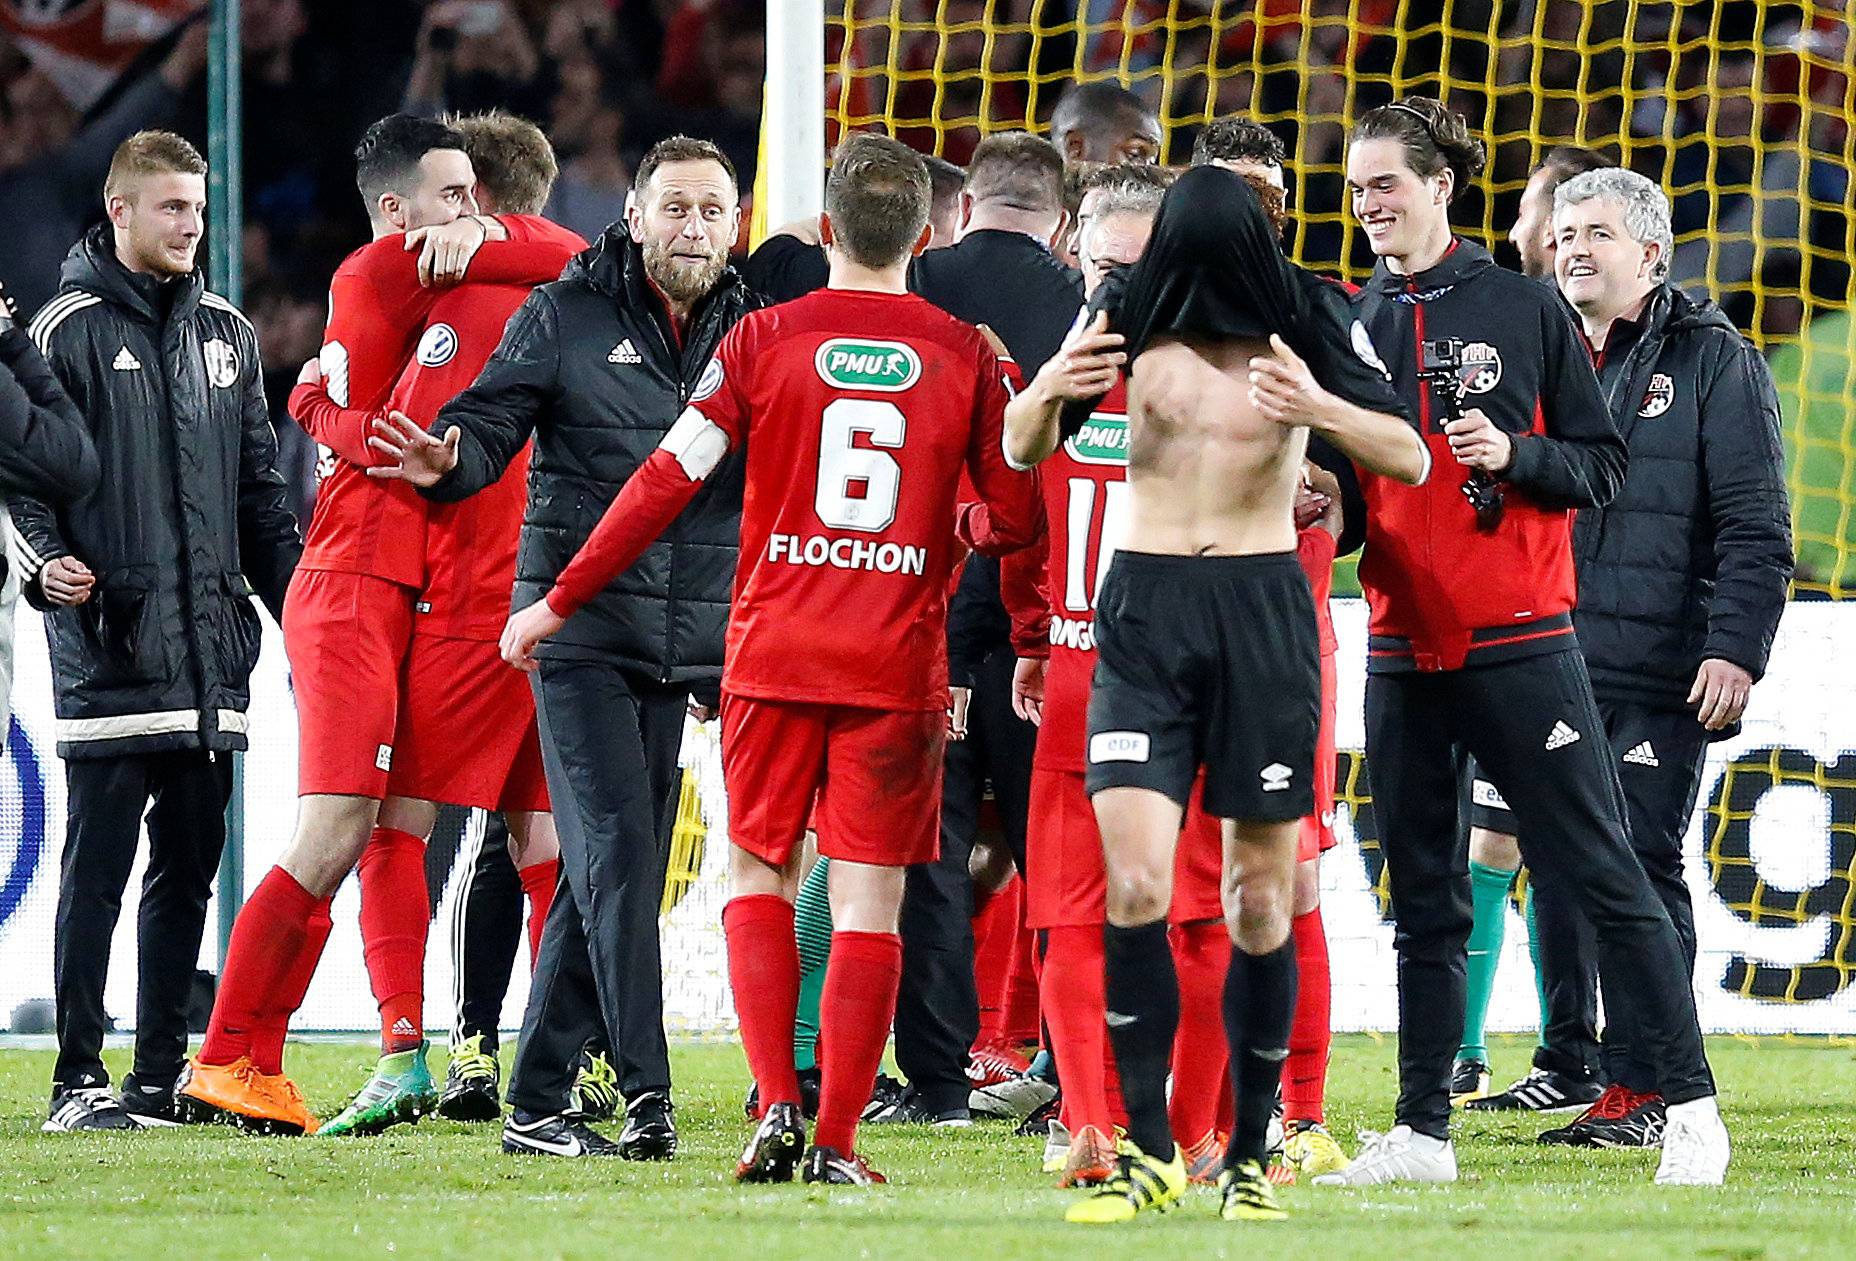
389, 635, 550, 813
721, 695, 944, 868
1024, 768, 1224, 929
283, 569, 417, 799
1171, 779, 1225, 926
1297, 649, 1339, 862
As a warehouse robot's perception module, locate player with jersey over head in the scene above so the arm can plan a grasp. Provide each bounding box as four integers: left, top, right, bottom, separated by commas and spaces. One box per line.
997, 164, 1215, 1188
467, 133, 1038, 1186
1012, 166, 1427, 1225
1006, 163, 1357, 1191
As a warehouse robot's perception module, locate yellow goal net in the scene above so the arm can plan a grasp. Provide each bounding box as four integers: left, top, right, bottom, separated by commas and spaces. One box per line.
826, 0, 1856, 596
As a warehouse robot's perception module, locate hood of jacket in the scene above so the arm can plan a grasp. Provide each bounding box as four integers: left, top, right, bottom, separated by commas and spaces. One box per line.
1369, 237, 1497, 299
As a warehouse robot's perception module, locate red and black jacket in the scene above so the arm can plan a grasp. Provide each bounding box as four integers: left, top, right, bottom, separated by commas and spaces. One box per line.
1350, 240, 1626, 673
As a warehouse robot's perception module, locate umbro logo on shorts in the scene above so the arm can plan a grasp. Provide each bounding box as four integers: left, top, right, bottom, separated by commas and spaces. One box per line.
1623, 741, 1661, 767
1545, 721, 1581, 751
1260, 763, 1293, 792
607, 338, 643, 364
375, 743, 393, 772
1089, 731, 1150, 763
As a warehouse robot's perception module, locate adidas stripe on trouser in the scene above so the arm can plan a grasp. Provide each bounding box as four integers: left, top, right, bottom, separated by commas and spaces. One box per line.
1363, 648, 1715, 1139
1529, 697, 1711, 1094
449, 808, 524, 1053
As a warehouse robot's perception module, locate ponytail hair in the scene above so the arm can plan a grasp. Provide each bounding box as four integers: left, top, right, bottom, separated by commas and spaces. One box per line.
1351, 96, 1486, 201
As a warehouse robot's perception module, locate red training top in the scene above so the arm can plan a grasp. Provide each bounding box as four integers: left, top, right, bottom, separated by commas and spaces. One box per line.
289, 214, 581, 587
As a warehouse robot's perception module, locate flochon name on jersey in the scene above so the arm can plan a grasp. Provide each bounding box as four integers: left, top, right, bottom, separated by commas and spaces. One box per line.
766, 533, 928, 575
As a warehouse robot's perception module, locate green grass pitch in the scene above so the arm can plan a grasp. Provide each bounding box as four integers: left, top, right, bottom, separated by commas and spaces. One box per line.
0, 1035, 1851, 1260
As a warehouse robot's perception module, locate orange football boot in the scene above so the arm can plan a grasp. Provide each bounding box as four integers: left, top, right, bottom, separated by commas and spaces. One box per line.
1059, 1124, 1119, 1188
179, 1057, 318, 1135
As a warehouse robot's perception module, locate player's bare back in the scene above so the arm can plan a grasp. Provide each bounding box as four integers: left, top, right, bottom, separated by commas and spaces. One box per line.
1123, 334, 1304, 557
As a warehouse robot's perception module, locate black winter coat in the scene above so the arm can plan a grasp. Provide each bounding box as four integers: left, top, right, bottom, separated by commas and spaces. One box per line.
428, 226, 761, 682
0, 314, 100, 587
1571, 283, 1792, 710
8, 226, 302, 758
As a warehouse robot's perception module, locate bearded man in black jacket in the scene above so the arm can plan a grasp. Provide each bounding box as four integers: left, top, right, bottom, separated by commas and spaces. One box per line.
375, 136, 761, 1161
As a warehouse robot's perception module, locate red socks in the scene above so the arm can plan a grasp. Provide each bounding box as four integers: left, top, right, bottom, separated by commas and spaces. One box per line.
518, 857, 559, 967
250, 894, 334, 1075
1283, 905, 1333, 1126
1168, 918, 1232, 1144
1041, 924, 1115, 1136
358, 826, 428, 1054
724, 894, 803, 1114
971, 877, 1019, 1045
200, 868, 317, 1067
999, 916, 1041, 1047
813, 930, 902, 1154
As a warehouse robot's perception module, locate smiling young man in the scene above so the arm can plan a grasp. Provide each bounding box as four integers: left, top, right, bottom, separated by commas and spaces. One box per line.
12, 131, 300, 1133
1325, 97, 1728, 1189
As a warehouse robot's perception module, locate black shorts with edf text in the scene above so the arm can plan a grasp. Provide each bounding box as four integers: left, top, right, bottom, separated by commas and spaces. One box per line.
1084, 549, 1319, 823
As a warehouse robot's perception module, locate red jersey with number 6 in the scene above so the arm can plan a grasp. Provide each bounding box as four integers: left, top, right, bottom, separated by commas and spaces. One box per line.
546, 288, 1038, 711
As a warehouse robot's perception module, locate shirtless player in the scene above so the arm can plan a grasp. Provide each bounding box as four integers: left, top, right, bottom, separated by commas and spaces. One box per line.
1006, 166, 1428, 1224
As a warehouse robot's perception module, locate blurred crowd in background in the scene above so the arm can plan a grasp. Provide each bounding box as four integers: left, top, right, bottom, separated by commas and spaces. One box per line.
2, 0, 1850, 550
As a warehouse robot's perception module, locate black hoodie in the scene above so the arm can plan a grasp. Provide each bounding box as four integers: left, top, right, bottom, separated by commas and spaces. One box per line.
1571, 282, 1792, 710
8, 224, 301, 758
429, 224, 763, 681
1350, 239, 1627, 672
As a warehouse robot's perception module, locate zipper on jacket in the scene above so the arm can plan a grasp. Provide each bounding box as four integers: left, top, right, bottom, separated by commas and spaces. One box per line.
1409, 282, 1438, 606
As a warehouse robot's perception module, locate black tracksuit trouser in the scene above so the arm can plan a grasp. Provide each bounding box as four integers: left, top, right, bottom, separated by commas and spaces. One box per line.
53, 749, 232, 1093
1365, 648, 1714, 1139
450, 809, 522, 1053
1530, 697, 1711, 1091
507, 658, 685, 1115
896, 645, 1035, 1115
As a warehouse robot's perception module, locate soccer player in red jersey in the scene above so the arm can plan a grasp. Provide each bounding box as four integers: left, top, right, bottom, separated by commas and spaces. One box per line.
182, 114, 580, 1135
383, 134, 1038, 1184
284, 112, 585, 1127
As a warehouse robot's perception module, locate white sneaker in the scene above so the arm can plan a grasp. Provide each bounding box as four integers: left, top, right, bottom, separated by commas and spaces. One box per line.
1655, 1097, 1729, 1185
1040, 1118, 1072, 1174
970, 1073, 1058, 1120
1311, 1124, 1457, 1186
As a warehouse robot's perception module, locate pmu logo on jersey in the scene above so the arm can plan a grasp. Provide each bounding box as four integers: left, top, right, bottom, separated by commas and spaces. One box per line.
1457, 342, 1503, 394
1640, 372, 1675, 418
1064, 413, 1128, 466
815, 339, 922, 392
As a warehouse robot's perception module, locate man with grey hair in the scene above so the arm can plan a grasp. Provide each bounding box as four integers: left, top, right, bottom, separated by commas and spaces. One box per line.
1477, 165, 1792, 1155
